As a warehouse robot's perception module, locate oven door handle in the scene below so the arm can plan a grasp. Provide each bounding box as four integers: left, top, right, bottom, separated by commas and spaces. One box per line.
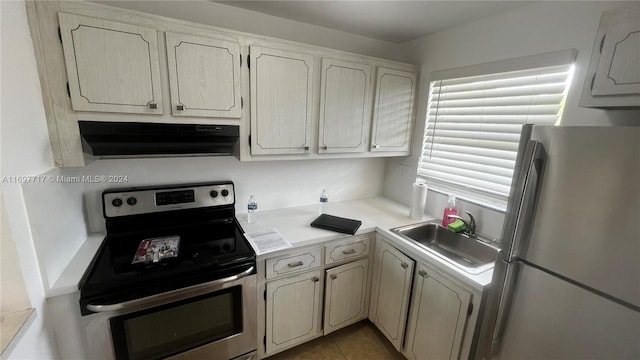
86, 265, 254, 313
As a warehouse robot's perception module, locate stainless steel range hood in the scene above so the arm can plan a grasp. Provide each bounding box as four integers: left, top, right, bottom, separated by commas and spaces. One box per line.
78, 121, 239, 157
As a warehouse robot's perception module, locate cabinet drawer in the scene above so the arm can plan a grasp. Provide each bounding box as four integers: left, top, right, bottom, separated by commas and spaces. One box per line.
324, 234, 370, 265
266, 248, 322, 279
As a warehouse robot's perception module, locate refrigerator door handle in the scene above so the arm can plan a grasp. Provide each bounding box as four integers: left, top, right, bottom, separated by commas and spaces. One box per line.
490, 260, 523, 356
508, 140, 546, 261
499, 125, 533, 262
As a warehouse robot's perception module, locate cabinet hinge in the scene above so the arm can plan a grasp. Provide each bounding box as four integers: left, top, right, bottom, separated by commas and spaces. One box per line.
263, 335, 266, 348
241, 97, 243, 109
263, 289, 266, 301
249, 135, 252, 150
66, 82, 71, 97
240, 54, 242, 67
467, 302, 473, 317
599, 34, 606, 53
247, 54, 250, 69
58, 27, 62, 43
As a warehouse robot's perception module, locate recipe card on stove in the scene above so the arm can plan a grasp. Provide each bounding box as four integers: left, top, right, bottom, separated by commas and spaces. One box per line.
244, 229, 292, 255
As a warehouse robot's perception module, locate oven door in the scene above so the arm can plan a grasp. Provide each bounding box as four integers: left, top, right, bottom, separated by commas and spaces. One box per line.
83, 266, 256, 360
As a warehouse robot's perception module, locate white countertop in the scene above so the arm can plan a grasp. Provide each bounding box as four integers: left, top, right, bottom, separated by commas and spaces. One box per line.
238, 197, 419, 248
48, 197, 494, 298
238, 197, 494, 289
47, 233, 105, 297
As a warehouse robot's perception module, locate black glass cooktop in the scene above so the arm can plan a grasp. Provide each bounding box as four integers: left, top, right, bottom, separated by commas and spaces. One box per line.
79, 215, 255, 315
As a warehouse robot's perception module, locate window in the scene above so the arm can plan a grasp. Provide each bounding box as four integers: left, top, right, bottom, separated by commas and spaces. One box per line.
418, 50, 576, 210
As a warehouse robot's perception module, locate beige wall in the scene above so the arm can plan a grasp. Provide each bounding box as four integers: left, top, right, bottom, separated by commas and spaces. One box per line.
1, 191, 31, 314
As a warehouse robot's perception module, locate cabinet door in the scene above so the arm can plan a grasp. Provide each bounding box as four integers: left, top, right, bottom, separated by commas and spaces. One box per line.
58, 13, 163, 114
250, 46, 314, 155
265, 270, 322, 355
369, 239, 414, 350
370, 67, 417, 153
592, 20, 640, 96
324, 258, 369, 335
404, 265, 472, 360
165, 32, 241, 118
318, 58, 371, 154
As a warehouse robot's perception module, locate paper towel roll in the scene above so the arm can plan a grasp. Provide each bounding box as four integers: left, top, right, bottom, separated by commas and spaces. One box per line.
410, 182, 428, 220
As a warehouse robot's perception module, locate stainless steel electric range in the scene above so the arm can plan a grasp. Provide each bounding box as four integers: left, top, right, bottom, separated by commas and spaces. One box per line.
79, 181, 257, 360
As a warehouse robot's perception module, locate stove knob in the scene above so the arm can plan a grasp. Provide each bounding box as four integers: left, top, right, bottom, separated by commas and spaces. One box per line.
127, 197, 137, 206
111, 198, 123, 207
221, 189, 229, 197
210, 190, 219, 198
222, 243, 231, 252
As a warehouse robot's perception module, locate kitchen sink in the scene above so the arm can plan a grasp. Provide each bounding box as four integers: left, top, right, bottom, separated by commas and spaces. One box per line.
391, 221, 499, 274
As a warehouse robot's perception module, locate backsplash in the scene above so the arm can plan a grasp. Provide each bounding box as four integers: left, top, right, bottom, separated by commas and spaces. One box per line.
21, 155, 386, 283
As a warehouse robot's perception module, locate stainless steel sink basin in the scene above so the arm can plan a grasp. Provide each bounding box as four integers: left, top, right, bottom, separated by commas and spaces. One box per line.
391, 221, 499, 274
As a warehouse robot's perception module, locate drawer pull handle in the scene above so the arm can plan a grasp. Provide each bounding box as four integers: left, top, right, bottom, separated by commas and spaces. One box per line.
148, 102, 158, 109
418, 270, 427, 278
287, 261, 304, 268
401, 262, 408, 269
342, 249, 356, 255
330, 274, 337, 280
311, 276, 320, 282
176, 104, 185, 111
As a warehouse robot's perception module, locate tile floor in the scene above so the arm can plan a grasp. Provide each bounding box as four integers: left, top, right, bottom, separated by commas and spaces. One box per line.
269, 321, 406, 360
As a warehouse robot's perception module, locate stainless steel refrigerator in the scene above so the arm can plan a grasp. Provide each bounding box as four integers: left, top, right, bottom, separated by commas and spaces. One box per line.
477, 125, 640, 359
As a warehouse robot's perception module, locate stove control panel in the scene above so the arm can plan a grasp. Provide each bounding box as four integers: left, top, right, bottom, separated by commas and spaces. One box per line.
103, 182, 235, 218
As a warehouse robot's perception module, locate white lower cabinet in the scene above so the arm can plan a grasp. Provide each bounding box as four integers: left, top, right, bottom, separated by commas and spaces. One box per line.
265, 270, 323, 355
323, 258, 369, 335
369, 238, 415, 350
263, 234, 482, 359
403, 264, 473, 360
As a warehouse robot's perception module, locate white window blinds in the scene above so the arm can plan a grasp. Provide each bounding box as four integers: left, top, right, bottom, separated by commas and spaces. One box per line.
419, 62, 574, 210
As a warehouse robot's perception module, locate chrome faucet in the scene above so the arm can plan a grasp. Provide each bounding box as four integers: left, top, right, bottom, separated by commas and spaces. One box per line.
447, 211, 477, 237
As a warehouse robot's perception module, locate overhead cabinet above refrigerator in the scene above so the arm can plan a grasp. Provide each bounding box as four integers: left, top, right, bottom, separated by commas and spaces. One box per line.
580, 3, 640, 107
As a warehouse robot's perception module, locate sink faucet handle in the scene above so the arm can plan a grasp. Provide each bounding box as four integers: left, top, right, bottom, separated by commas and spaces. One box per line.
464, 211, 476, 236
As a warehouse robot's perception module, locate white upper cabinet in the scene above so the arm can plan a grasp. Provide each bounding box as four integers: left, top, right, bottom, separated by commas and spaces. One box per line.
370, 67, 417, 153
250, 46, 314, 155
581, 4, 640, 107
58, 13, 163, 114
29, 2, 420, 166
165, 32, 241, 118
318, 58, 371, 154
593, 20, 640, 96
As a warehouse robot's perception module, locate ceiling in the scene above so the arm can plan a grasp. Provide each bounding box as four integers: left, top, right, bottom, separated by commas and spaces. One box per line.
217, 1, 534, 43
